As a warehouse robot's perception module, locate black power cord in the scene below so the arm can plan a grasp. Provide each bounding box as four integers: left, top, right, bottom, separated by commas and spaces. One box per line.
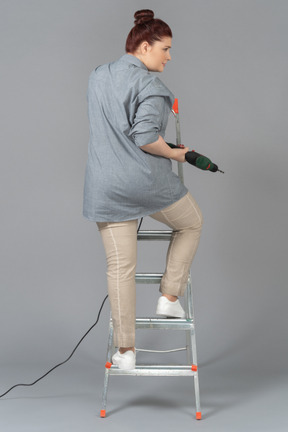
0, 218, 143, 399
0, 294, 108, 398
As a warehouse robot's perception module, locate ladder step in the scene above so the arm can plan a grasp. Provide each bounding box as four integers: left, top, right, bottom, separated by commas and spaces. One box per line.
135, 317, 194, 330
108, 365, 197, 376
135, 273, 163, 283
137, 230, 172, 241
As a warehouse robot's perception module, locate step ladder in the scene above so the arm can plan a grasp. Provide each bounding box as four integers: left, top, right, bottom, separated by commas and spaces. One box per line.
100, 99, 202, 420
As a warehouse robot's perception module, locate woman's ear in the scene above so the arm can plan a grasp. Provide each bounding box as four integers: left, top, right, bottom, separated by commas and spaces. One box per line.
139, 40, 151, 55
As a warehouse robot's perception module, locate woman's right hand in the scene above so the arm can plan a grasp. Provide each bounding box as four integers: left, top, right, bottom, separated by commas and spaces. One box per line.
170, 147, 190, 163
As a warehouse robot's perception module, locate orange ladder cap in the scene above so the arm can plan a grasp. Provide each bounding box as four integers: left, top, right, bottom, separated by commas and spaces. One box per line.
105, 361, 112, 369
172, 98, 179, 113
191, 364, 198, 371
196, 411, 202, 420
100, 410, 106, 418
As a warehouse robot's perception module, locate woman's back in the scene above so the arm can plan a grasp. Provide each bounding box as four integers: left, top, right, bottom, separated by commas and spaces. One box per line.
83, 55, 187, 222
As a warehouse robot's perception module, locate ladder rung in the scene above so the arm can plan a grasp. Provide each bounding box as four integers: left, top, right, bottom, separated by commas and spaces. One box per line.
108, 365, 197, 376
135, 273, 163, 283
135, 317, 194, 330
137, 230, 172, 241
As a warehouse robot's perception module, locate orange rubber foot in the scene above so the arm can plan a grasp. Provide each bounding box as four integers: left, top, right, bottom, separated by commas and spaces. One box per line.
105, 362, 112, 369
196, 411, 202, 420
100, 410, 106, 418
191, 364, 198, 371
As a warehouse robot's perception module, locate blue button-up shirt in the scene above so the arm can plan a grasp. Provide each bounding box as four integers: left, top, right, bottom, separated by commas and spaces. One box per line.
83, 54, 187, 222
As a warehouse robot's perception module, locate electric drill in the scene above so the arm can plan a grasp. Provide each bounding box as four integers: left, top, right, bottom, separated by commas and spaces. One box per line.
167, 143, 224, 173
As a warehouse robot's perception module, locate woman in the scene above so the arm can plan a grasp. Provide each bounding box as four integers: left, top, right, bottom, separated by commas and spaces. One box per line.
83, 9, 203, 370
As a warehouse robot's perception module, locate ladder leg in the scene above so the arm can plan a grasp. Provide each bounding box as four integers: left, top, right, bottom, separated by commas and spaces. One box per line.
194, 372, 201, 419
101, 368, 110, 418
186, 329, 192, 364
187, 273, 202, 419
100, 315, 114, 418
184, 288, 192, 364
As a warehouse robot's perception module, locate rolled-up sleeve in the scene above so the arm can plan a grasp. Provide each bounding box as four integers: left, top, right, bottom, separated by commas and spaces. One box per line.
129, 95, 167, 147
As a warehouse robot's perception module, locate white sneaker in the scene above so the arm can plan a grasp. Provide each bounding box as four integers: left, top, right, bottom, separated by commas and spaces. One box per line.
156, 296, 186, 318
112, 350, 136, 370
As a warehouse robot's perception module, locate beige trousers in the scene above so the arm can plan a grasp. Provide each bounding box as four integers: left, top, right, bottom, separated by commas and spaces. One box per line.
96, 192, 203, 347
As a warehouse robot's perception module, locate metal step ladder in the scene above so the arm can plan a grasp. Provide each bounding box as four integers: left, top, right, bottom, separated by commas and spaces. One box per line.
100, 99, 202, 420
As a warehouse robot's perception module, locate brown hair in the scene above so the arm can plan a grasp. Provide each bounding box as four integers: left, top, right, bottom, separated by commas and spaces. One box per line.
125, 9, 172, 53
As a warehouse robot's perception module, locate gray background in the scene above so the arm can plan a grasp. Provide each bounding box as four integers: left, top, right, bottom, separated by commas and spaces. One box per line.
1, 0, 287, 431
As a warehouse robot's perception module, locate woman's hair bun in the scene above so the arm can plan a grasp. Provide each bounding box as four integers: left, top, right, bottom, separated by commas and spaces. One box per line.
134, 9, 154, 25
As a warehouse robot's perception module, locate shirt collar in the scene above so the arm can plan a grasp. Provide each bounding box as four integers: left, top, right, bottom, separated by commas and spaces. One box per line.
120, 54, 148, 71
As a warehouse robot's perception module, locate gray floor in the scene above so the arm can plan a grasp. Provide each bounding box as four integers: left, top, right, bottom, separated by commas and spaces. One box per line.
1, 351, 287, 432
1, 1, 288, 431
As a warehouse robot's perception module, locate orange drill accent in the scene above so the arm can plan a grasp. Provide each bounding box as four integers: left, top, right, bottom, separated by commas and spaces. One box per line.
172, 98, 179, 113
100, 410, 106, 418
191, 364, 198, 371
196, 411, 202, 420
105, 362, 112, 369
